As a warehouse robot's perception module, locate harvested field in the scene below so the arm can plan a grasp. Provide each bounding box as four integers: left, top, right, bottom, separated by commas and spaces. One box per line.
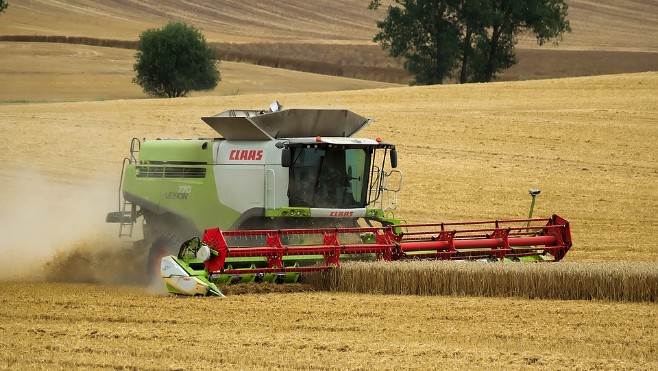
1, 0, 656, 49
1, 0, 657, 92
2, 37, 658, 87
213, 43, 658, 83
1, 283, 656, 369
0, 42, 398, 103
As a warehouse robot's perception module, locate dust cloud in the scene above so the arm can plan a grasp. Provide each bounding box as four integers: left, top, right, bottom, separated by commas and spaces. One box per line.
0, 170, 145, 285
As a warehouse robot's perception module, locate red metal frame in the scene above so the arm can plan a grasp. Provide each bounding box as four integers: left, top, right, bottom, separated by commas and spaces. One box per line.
202, 215, 571, 275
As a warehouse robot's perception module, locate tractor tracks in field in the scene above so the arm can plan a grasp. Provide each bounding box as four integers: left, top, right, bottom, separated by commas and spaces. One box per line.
404, 143, 657, 174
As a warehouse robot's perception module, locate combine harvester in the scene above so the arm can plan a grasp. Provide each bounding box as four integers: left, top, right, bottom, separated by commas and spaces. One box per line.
107, 102, 572, 296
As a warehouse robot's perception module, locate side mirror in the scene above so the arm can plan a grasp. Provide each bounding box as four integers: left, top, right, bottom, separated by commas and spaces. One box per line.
281, 148, 291, 167
390, 148, 398, 169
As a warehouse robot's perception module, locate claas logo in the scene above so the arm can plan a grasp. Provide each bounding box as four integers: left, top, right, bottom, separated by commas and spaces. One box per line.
330, 211, 354, 217
229, 149, 263, 161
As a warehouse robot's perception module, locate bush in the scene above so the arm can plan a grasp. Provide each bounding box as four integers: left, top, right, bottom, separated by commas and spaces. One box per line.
133, 22, 220, 98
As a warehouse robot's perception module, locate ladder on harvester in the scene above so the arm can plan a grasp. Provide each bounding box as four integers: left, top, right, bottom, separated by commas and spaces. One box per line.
116, 138, 140, 238
118, 193, 136, 237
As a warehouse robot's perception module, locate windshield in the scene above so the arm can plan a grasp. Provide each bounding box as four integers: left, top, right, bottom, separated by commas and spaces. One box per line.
288, 147, 370, 208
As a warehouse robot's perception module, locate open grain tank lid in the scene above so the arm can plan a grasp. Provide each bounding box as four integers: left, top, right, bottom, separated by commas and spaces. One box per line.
201, 108, 372, 140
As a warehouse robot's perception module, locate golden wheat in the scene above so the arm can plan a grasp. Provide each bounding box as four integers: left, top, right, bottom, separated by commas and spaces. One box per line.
305, 261, 658, 302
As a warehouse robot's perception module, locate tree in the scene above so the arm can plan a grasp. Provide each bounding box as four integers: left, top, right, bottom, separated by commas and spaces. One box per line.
370, 0, 462, 85
466, 0, 571, 82
0, 1, 8, 15
454, 0, 491, 83
370, 0, 570, 84
133, 22, 220, 98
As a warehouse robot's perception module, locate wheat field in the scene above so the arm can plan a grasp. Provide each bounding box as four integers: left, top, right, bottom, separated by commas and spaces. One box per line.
1, 283, 656, 370
1, 72, 656, 368
1, 1, 657, 369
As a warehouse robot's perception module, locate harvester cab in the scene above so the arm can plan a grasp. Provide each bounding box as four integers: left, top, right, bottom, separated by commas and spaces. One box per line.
200, 106, 402, 223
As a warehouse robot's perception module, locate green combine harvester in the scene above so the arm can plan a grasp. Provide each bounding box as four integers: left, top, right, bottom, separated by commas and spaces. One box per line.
107, 102, 572, 296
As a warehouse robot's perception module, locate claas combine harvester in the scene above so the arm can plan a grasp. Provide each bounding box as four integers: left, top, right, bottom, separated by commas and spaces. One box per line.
107, 103, 572, 296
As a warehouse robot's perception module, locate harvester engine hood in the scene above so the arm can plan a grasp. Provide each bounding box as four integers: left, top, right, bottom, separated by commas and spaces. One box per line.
201, 108, 372, 140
